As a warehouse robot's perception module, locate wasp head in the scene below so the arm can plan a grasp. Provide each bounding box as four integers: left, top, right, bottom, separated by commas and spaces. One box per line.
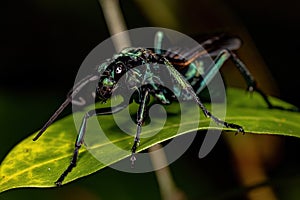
96, 58, 128, 102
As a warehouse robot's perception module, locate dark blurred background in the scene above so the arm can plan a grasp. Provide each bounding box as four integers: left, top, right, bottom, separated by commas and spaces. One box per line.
1, 0, 300, 199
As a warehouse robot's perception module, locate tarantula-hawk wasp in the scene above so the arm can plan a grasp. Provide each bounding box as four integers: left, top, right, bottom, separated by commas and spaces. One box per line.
33, 31, 296, 186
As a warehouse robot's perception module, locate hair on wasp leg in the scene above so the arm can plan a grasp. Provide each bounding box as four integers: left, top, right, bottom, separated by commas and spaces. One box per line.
33, 30, 297, 186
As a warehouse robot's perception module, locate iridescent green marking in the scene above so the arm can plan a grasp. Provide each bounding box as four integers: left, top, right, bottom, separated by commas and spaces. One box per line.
197, 50, 230, 94
103, 78, 114, 86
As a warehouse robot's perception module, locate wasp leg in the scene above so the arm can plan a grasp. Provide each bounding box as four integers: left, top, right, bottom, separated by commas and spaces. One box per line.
227, 50, 299, 111
130, 89, 150, 166
194, 49, 249, 94
55, 101, 129, 186
154, 31, 163, 54
196, 49, 298, 111
190, 88, 244, 133
161, 56, 244, 133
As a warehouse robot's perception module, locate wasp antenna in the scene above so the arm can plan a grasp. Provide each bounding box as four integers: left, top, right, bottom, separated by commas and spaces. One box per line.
33, 74, 100, 141
33, 97, 72, 141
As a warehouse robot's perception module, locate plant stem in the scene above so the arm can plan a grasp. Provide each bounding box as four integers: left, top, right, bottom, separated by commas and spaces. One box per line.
98, 1, 184, 199
98, 0, 131, 51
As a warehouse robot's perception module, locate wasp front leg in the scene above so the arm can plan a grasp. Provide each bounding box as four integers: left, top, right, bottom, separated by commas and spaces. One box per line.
55, 102, 129, 186
130, 88, 150, 166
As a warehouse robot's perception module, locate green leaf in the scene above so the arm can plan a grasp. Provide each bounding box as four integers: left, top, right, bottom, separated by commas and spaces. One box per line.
1, 88, 299, 192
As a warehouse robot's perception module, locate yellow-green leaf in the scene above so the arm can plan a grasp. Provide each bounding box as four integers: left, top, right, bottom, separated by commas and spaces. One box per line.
1, 88, 299, 192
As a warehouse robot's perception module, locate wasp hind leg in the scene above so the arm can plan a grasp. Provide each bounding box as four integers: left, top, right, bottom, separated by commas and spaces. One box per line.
223, 49, 299, 111
197, 49, 298, 112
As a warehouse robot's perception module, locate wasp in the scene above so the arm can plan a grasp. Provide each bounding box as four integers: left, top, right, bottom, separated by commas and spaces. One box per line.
33, 31, 287, 186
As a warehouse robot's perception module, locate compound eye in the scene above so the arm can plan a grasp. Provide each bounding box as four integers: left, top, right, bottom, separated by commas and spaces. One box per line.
116, 66, 122, 74
115, 62, 125, 74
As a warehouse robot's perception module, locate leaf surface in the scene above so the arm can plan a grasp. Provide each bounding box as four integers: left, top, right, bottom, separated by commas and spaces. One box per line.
1, 88, 299, 192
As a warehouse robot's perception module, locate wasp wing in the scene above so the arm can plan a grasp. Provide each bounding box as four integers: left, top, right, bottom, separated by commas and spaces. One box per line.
162, 33, 241, 67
